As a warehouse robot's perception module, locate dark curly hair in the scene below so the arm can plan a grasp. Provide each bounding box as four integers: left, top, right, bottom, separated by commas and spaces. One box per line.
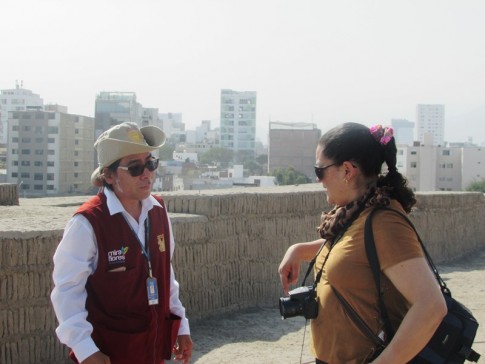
318, 122, 416, 212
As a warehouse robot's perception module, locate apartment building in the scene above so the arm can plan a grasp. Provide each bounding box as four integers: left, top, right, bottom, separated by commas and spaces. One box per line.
6, 106, 94, 196
268, 121, 321, 180
94, 91, 141, 139
0, 83, 43, 144
416, 104, 445, 146
391, 119, 415, 146
397, 143, 485, 191
220, 89, 257, 154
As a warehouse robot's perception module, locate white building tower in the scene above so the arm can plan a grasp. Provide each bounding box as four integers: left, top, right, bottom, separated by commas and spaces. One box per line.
0, 82, 44, 144
416, 104, 445, 146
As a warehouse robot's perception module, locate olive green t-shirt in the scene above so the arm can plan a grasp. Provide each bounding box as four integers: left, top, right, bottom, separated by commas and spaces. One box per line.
311, 200, 423, 363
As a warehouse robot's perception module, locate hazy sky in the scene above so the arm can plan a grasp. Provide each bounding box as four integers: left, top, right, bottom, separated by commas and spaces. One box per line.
2, 0, 485, 145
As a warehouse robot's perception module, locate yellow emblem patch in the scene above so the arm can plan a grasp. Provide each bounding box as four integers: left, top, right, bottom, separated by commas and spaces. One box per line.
157, 234, 166, 253
127, 130, 143, 142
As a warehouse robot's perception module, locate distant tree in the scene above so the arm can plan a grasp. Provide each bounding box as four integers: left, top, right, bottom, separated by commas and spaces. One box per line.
466, 179, 485, 193
199, 147, 234, 167
271, 166, 311, 185
255, 154, 268, 165
244, 160, 265, 176
234, 150, 255, 165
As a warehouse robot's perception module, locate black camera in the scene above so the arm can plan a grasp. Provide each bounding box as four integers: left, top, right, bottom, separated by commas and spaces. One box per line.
279, 285, 318, 320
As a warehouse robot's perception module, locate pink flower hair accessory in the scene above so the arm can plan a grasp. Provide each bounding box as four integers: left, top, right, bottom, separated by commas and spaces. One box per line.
369, 124, 394, 146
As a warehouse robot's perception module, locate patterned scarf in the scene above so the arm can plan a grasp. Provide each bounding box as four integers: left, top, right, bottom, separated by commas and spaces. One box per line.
317, 185, 392, 243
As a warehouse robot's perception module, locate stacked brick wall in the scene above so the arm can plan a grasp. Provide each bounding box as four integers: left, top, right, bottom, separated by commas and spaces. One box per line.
0, 185, 484, 363
0, 184, 18, 206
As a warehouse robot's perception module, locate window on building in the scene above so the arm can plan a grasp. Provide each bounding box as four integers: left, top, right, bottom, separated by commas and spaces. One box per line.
21, 149, 30, 155
48, 150, 55, 155
11, 172, 18, 178
47, 161, 55, 167
447, 163, 453, 168
34, 173, 44, 180
47, 185, 54, 190
34, 161, 43, 167
48, 138, 55, 143
21, 161, 30, 166
47, 173, 54, 180
12, 137, 19, 142
21, 137, 31, 143
48, 126, 59, 134
34, 185, 43, 190
442, 150, 451, 156
410, 162, 417, 168
35, 150, 44, 155
21, 173, 30, 178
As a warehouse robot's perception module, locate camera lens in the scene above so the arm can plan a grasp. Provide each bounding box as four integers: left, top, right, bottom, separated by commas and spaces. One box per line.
279, 296, 305, 319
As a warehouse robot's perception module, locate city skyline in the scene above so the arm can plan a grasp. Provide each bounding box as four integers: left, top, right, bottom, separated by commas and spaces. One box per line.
2, 0, 484, 144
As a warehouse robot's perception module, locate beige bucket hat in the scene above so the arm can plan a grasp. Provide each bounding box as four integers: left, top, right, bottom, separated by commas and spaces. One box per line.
91, 122, 166, 186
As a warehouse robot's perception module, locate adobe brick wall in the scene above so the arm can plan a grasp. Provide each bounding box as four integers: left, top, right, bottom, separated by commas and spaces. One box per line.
0, 184, 19, 206
1, 185, 484, 364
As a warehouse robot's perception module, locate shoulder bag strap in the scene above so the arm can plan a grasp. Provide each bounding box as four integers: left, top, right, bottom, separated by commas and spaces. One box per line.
365, 206, 452, 342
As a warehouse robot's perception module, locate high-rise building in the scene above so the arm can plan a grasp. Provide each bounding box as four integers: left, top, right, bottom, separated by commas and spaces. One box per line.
268, 122, 321, 180
6, 106, 94, 196
94, 92, 141, 139
0, 82, 44, 144
416, 104, 445, 146
391, 119, 414, 146
220, 89, 257, 154
158, 112, 184, 139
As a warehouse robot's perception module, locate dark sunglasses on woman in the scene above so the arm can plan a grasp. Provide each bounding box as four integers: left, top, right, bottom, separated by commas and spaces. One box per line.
118, 158, 159, 177
314, 163, 336, 181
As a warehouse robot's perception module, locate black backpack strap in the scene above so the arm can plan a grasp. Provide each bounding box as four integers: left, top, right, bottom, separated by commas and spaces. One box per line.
364, 207, 396, 340
365, 206, 453, 342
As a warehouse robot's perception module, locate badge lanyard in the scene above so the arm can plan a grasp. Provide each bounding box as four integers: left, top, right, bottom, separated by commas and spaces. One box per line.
123, 214, 159, 305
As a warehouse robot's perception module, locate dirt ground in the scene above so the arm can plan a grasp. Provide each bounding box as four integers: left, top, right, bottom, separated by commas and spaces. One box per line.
175, 249, 485, 364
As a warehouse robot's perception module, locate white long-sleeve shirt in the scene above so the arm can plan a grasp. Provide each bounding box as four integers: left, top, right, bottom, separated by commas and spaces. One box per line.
51, 188, 190, 362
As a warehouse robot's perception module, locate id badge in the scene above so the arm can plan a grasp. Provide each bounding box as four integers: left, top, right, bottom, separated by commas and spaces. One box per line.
147, 277, 159, 305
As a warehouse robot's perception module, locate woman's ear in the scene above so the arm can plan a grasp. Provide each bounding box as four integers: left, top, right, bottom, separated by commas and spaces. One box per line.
342, 161, 358, 179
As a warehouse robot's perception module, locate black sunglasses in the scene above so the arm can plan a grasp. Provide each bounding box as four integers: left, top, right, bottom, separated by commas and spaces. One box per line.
314, 163, 336, 181
118, 158, 159, 177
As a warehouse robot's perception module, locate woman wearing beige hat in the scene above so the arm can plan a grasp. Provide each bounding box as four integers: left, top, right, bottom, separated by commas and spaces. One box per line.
51, 122, 193, 364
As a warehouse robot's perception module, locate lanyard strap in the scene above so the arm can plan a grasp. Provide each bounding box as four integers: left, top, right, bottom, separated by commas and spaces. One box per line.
123, 214, 153, 277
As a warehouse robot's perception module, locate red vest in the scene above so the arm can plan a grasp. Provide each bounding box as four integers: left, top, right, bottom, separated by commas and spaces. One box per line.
72, 193, 180, 364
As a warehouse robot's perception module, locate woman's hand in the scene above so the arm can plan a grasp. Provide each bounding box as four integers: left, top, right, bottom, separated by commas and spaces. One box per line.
278, 240, 324, 295
278, 245, 302, 295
